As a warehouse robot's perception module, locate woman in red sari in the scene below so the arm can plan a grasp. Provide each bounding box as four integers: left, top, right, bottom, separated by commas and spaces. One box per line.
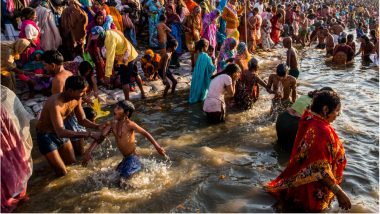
265, 90, 351, 212
270, 12, 282, 45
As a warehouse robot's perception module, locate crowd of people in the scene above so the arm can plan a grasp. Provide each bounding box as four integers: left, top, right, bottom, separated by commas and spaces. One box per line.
1, 0, 379, 212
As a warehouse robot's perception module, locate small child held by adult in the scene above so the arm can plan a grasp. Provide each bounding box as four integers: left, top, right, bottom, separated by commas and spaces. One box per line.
82, 100, 166, 180
158, 39, 178, 97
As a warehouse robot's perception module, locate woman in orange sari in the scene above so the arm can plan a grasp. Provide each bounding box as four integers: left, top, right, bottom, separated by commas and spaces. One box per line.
183, 5, 202, 69
265, 90, 351, 212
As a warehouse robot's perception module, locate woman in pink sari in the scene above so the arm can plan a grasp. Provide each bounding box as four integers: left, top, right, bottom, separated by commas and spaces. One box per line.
18, 7, 40, 64
202, 9, 221, 59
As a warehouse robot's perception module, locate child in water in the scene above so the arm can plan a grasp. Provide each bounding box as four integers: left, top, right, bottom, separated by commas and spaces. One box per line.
82, 100, 166, 179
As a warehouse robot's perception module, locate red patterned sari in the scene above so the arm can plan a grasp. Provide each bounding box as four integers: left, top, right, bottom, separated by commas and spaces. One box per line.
265, 110, 347, 212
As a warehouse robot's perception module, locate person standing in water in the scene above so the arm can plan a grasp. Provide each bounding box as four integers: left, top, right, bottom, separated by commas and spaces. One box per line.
82, 100, 166, 179
267, 63, 297, 118
283, 37, 300, 79
36, 76, 103, 176
266, 90, 351, 212
203, 63, 241, 123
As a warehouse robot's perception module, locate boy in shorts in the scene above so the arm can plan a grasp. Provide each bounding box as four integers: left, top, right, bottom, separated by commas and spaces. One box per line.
82, 100, 166, 179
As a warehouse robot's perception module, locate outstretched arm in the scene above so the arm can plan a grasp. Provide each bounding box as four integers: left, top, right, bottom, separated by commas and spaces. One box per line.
131, 122, 166, 156
82, 123, 112, 166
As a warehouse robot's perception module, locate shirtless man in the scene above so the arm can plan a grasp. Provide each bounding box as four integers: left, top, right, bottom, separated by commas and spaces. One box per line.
82, 100, 166, 180
42, 50, 72, 95
309, 25, 326, 49
267, 63, 297, 117
157, 14, 171, 56
43, 50, 87, 156
36, 76, 102, 176
323, 28, 335, 57
283, 37, 299, 79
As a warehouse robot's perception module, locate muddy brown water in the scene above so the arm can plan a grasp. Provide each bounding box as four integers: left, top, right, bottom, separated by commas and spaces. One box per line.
15, 47, 379, 212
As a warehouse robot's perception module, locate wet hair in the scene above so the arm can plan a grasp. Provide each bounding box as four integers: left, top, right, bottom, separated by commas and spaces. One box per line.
310, 90, 341, 116
195, 38, 209, 52
276, 63, 288, 77
42, 50, 64, 65
117, 100, 135, 118
211, 63, 241, 79
159, 14, 167, 22
64, 76, 88, 91
167, 39, 178, 51
21, 7, 36, 20
83, 106, 97, 121
78, 61, 94, 89
307, 86, 334, 98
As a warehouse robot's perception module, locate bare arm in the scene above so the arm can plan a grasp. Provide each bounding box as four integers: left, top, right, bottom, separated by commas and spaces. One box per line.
82, 123, 113, 166
74, 99, 100, 129
49, 102, 91, 138
131, 122, 165, 156
255, 74, 271, 92
291, 79, 297, 103
321, 176, 351, 210
165, 24, 171, 33
51, 78, 63, 94
226, 82, 235, 97
267, 75, 274, 94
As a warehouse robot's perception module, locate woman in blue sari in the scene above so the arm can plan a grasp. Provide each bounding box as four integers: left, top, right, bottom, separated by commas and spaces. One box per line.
189, 39, 215, 104
216, 0, 228, 47
145, 0, 163, 48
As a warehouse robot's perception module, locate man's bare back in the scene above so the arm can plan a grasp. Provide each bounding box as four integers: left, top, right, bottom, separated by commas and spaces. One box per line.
52, 69, 73, 94
287, 47, 298, 70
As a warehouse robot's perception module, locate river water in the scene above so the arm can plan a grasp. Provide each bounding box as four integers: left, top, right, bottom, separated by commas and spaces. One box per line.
16, 47, 378, 212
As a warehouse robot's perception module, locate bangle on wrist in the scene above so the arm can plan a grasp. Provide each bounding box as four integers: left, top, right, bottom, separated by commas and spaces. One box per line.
331, 184, 339, 194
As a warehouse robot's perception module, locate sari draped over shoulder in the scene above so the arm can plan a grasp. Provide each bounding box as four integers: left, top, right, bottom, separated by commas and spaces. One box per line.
202, 9, 219, 57
265, 111, 347, 212
189, 52, 215, 104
